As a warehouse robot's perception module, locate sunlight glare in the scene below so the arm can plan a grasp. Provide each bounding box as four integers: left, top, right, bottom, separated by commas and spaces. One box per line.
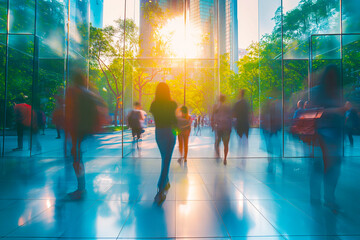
158, 16, 202, 58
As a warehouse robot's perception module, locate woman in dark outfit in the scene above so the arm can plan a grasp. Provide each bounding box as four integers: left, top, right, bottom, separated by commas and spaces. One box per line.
150, 82, 177, 204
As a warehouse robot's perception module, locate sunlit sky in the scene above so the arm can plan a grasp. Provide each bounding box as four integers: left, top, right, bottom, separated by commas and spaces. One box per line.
103, 0, 301, 49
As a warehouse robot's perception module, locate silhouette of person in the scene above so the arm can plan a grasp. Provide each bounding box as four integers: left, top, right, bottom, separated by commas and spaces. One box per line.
177, 106, 192, 163
233, 89, 250, 156
293, 100, 305, 119
65, 71, 107, 199
309, 65, 348, 212
150, 82, 177, 205
128, 102, 145, 151
233, 89, 250, 139
13, 100, 31, 151
212, 94, 232, 165
345, 101, 359, 146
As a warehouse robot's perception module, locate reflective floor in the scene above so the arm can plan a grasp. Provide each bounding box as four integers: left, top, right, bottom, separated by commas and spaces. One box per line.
1, 131, 360, 239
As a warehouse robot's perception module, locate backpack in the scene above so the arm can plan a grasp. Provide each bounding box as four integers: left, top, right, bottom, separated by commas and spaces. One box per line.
128, 110, 141, 129
290, 109, 323, 145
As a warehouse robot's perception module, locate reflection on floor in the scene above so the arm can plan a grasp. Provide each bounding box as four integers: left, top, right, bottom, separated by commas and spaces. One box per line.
4, 127, 360, 159
1, 147, 360, 239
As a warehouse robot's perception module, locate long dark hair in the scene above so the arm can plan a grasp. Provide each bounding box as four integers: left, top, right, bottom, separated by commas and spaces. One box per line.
154, 82, 171, 102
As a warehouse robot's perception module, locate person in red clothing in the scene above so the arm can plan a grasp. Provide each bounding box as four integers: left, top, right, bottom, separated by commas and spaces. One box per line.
65, 71, 108, 199
13, 101, 32, 151
177, 106, 192, 163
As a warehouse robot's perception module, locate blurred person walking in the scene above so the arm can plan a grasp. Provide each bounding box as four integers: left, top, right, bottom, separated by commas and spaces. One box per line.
150, 82, 177, 205
13, 101, 31, 151
13, 100, 41, 151
309, 65, 348, 211
233, 89, 250, 155
212, 94, 232, 165
127, 102, 145, 150
37, 109, 46, 135
344, 101, 359, 147
52, 88, 65, 139
65, 71, 108, 200
261, 96, 282, 156
177, 106, 192, 164
193, 117, 198, 136
196, 115, 201, 136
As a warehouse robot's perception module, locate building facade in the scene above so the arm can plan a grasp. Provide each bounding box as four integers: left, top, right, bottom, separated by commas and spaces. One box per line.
218, 0, 238, 72
90, 0, 104, 28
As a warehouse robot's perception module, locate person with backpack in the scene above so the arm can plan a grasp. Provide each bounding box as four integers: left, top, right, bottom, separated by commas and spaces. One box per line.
212, 94, 232, 165
127, 102, 145, 149
177, 106, 192, 163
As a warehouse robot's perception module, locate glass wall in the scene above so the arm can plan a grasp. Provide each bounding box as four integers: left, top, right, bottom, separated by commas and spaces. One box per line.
1, 0, 360, 158
256, 0, 360, 158
0, 0, 90, 157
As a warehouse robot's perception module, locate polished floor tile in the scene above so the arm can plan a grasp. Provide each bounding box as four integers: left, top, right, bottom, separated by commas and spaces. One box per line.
62, 201, 133, 238
118, 200, 176, 238
215, 200, 280, 237
175, 201, 228, 238
1, 129, 360, 239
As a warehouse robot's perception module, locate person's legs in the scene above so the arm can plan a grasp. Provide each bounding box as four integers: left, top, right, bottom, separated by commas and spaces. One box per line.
32, 128, 41, 151
215, 130, 221, 157
56, 127, 61, 139
245, 128, 249, 139
71, 134, 85, 191
318, 129, 341, 209
135, 129, 141, 149
223, 131, 231, 165
156, 128, 176, 192
324, 160, 341, 207
178, 133, 184, 158
183, 130, 190, 161
17, 123, 24, 149
348, 130, 354, 146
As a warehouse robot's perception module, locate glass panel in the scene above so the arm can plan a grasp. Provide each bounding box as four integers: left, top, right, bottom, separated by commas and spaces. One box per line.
310, 35, 341, 159
185, 59, 217, 159
37, 0, 66, 59
312, 35, 341, 60
0, 35, 6, 154
28, 0, 67, 157
4, 34, 34, 156
284, 59, 310, 157
343, 0, 360, 34
33, 57, 65, 157
258, 0, 282, 158
0, 0, 7, 33
69, 0, 89, 75
9, 0, 35, 34
343, 34, 360, 156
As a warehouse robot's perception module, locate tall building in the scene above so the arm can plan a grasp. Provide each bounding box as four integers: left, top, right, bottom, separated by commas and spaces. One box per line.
139, 0, 183, 57
188, 0, 215, 58
139, 0, 238, 69
218, 0, 238, 72
90, 0, 104, 28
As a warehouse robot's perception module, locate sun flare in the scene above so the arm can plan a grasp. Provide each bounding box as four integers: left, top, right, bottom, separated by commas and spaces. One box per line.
158, 15, 202, 58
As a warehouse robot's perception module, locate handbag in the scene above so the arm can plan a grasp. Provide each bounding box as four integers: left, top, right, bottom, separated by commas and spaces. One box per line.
290, 109, 324, 145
